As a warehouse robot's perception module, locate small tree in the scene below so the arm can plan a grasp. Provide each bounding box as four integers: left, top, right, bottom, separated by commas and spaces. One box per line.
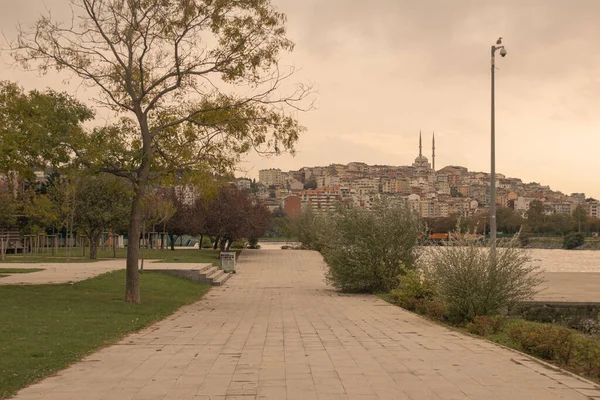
423, 232, 543, 323
244, 202, 271, 248
291, 206, 331, 252
72, 174, 132, 259
12, 0, 309, 302
323, 200, 422, 293
141, 189, 177, 249
563, 232, 585, 250
0, 192, 19, 229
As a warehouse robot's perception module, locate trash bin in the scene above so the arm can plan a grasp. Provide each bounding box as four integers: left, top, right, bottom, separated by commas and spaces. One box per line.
220, 252, 236, 272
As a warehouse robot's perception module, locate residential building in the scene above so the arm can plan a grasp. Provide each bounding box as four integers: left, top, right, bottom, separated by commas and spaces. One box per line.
283, 195, 302, 218
259, 168, 285, 187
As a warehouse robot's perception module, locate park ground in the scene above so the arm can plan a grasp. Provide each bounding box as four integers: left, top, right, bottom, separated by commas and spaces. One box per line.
4, 249, 600, 400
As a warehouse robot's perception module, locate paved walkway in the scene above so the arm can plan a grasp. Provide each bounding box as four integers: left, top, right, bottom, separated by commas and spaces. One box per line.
13, 250, 600, 400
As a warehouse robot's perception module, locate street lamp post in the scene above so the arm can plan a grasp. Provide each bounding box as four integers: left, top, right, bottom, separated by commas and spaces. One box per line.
490, 37, 507, 258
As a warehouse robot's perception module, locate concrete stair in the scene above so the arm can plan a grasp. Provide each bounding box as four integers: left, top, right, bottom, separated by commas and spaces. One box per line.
147, 263, 234, 286
199, 265, 234, 286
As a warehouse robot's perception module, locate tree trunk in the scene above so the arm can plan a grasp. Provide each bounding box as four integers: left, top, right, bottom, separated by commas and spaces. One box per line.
89, 232, 99, 260
198, 234, 203, 250
213, 236, 220, 250
125, 111, 154, 303
169, 233, 176, 251
126, 192, 143, 303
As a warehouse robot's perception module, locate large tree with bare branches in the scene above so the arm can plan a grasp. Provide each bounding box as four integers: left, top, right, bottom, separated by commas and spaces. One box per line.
10, 0, 308, 302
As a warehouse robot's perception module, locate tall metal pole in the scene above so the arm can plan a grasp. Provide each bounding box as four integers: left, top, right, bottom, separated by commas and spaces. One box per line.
490, 45, 497, 257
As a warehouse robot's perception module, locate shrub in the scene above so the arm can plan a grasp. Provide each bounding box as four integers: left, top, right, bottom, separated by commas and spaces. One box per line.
423, 233, 543, 323
323, 200, 422, 292
466, 316, 506, 336
563, 232, 585, 250
518, 225, 532, 247
291, 207, 332, 252
576, 338, 600, 377
425, 300, 447, 321
248, 237, 260, 249
201, 236, 213, 248
390, 270, 436, 307
508, 323, 575, 364
229, 240, 247, 249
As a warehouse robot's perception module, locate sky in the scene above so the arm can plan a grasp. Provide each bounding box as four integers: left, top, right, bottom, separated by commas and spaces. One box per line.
1, 0, 599, 198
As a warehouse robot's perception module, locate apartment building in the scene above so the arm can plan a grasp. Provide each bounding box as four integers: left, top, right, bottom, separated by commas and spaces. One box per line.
300, 188, 343, 213
259, 168, 285, 187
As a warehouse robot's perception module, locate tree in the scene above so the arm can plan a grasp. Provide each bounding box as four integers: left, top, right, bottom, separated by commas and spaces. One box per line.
424, 234, 542, 322
0, 192, 19, 228
572, 204, 588, 233
0, 81, 93, 179
72, 174, 132, 259
12, 0, 309, 302
304, 178, 317, 190
141, 188, 177, 248
21, 189, 60, 235
244, 202, 271, 248
164, 189, 194, 251
526, 200, 546, 233
322, 200, 422, 293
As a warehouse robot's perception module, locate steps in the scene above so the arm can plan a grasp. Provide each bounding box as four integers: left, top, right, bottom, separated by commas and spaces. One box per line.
199, 265, 234, 286
147, 263, 235, 286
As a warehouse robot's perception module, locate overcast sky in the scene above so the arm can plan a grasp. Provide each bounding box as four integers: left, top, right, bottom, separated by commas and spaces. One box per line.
1, 1, 599, 198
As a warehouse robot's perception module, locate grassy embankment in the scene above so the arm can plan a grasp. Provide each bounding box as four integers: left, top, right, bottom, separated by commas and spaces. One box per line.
0, 270, 211, 399
0, 248, 226, 266
377, 293, 600, 384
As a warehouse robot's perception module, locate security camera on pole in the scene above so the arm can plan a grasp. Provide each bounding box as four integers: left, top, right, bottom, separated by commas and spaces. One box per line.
490, 37, 506, 259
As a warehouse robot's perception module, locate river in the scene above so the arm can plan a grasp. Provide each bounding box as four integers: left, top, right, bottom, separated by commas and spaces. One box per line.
259, 242, 600, 273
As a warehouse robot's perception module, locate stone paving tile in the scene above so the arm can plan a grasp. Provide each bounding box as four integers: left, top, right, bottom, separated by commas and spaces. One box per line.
12, 249, 600, 400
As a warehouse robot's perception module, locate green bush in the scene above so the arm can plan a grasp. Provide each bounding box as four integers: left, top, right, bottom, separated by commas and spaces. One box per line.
229, 240, 247, 249
508, 323, 575, 364
201, 236, 213, 248
389, 270, 436, 308
576, 338, 600, 377
248, 237, 260, 249
424, 234, 542, 323
563, 232, 585, 250
291, 207, 332, 252
466, 316, 506, 337
424, 299, 447, 321
323, 200, 422, 293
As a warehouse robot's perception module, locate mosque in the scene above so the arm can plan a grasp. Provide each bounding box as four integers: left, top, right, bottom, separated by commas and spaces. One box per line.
412, 131, 435, 173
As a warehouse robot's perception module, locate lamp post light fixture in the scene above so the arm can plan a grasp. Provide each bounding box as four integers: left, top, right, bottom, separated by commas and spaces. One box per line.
490, 37, 506, 258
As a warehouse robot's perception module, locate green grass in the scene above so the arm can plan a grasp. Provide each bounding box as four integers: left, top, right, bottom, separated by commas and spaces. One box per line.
1, 248, 232, 265
0, 270, 211, 399
0, 268, 44, 274
377, 290, 600, 383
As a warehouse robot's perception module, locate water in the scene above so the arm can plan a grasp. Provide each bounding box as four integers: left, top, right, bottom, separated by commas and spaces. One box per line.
528, 248, 600, 273
259, 242, 600, 273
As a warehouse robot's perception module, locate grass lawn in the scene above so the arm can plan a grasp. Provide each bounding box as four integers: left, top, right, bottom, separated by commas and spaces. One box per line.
376, 293, 600, 384
0, 268, 44, 274
0, 270, 211, 399
1, 248, 231, 266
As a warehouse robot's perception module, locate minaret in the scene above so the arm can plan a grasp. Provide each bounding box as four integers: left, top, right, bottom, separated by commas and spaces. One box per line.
432, 131, 436, 172
419, 130, 422, 157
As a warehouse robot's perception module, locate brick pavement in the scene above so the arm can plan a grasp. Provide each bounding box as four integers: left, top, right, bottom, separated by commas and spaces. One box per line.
12, 250, 600, 400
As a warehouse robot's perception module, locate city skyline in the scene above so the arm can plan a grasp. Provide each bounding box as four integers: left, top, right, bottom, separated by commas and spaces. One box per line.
1, 1, 599, 198
244, 131, 596, 201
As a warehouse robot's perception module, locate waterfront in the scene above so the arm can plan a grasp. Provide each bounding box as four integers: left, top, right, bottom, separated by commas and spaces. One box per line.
529, 248, 600, 273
